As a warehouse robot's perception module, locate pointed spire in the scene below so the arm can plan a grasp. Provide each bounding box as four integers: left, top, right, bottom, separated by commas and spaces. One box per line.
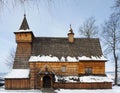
69, 24, 74, 33
19, 14, 30, 30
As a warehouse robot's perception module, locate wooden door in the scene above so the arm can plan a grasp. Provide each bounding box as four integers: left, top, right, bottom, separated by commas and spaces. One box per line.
43, 76, 51, 88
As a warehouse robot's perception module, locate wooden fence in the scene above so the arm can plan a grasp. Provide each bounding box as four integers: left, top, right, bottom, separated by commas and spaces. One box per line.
53, 82, 112, 89
5, 79, 30, 89
5, 79, 112, 89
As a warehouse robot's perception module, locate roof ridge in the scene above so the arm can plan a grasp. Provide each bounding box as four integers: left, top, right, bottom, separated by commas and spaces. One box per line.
34, 37, 99, 39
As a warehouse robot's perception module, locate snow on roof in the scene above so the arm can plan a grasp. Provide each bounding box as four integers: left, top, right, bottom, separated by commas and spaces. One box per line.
67, 56, 78, 62
5, 69, 29, 79
29, 55, 107, 62
16, 29, 31, 32
78, 55, 107, 61
80, 76, 113, 82
29, 55, 59, 62
55, 75, 113, 83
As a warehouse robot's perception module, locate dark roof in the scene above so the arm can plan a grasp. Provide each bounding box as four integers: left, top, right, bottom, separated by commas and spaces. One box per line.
32, 37, 103, 58
19, 14, 30, 30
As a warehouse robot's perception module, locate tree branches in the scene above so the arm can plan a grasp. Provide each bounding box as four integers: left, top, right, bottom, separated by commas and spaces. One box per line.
102, 13, 120, 85
5, 48, 15, 70
0, 0, 54, 13
79, 17, 98, 38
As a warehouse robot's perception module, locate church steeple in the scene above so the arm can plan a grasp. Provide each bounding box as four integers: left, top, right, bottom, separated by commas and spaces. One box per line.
14, 14, 34, 43
19, 14, 30, 30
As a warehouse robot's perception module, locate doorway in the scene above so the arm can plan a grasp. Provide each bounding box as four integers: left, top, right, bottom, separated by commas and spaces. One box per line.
43, 76, 51, 88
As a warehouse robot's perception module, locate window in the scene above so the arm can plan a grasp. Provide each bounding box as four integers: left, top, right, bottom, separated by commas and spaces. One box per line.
85, 68, 92, 74
62, 66, 66, 72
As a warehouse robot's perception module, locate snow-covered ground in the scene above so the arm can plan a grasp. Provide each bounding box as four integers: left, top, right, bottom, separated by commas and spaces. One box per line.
0, 86, 120, 93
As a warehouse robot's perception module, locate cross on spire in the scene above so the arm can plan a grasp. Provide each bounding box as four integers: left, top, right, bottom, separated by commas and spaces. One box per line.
70, 24, 72, 29
69, 24, 73, 33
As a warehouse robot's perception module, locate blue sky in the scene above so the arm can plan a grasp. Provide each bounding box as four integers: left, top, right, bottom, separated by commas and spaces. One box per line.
0, 0, 115, 73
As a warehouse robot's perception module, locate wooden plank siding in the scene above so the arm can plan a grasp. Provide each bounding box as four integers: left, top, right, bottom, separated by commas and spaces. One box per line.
13, 42, 32, 69
29, 62, 78, 76
29, 61, 105, 76
53, 82, 112, 89
15, 32, 33, 43
5, 79, 30, 89
78, 61, 105, 75
28, 61, 108, 89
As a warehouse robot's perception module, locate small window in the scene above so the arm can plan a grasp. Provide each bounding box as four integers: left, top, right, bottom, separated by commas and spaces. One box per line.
85, 68, 92, 74
62, 66, 66, 72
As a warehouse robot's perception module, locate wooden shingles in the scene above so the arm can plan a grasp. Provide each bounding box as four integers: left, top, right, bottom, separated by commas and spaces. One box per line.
32, 37, 102, 58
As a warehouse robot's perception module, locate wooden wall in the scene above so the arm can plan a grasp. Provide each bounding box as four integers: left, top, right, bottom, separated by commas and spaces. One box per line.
53, 82, 112, 89
29, 61, 106, 89
29, 61, 105, 76
78, 61, 105, 75
15, 32, 33, 43
5, 79, 112, 89
29, 62, 78, 76
5, 79, 30, 89
13, 32, 33, 69
13, 42, 32, 69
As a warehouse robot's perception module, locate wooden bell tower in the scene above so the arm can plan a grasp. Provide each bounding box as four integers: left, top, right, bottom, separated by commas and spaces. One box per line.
13, 15, 34, 69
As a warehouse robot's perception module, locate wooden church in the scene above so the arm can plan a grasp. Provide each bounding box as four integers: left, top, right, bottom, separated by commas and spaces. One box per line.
5, 15, 112, 89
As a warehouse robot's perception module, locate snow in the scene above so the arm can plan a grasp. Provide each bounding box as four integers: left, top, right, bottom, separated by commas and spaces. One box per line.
16, 29, 31, 32
55, 75, 79, 82
78, 56, 91, 60
60, 56, 66, 61
29, 55, 107, 62
80, 75, 113, 82
67, 56, 78, 62
55, 75, 113, 83
5, 69, 29, 78
78, 55, 107, 61
29, 55, 59, 62
0, 86, 120, 93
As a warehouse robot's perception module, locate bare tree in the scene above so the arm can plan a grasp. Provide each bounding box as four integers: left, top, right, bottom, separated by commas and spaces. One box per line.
79, 17, 98, 38
113, 0, 120, 17
0, 0, 64, 16
0, 0, 54, 9
5, 48, 15, 70
102, 13, 120, 85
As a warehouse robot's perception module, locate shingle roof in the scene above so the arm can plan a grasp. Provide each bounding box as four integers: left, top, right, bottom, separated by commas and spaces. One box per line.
19, 14, 30, 30
32, 37, 103, 58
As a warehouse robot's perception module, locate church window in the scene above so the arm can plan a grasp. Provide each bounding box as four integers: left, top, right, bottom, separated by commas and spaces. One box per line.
62, 66, 66, 72
85, 68, 92, 74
